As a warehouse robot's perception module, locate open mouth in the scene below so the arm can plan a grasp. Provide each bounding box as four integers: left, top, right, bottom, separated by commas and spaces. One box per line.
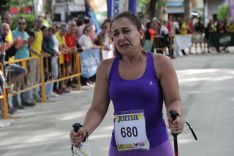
119, 43, 130, 48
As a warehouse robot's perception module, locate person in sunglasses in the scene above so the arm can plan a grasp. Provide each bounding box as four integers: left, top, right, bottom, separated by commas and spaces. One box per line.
12, 16, 36, 108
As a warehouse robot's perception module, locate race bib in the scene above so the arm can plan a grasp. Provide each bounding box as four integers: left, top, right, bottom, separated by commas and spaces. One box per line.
114, 110, 150, 151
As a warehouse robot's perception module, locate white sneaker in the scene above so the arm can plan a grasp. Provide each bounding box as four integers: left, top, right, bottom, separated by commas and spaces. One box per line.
48, 92, 59, 98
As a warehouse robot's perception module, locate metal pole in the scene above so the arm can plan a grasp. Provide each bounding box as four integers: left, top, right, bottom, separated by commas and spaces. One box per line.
170, 110, 179, 156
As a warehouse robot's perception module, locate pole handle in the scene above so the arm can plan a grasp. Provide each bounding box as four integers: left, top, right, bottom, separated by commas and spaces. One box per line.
169, 110, 179, 136
72, 123, 83, 132
169, 110, 179, 121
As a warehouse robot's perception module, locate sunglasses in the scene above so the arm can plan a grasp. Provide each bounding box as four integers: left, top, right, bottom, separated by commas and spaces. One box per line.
18, 23, 26, 25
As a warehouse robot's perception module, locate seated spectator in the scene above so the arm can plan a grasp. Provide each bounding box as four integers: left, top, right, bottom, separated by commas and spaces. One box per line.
0, 23, 27, 113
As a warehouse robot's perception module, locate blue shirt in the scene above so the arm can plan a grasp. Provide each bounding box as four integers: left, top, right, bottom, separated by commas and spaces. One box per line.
12, 28, 30, 59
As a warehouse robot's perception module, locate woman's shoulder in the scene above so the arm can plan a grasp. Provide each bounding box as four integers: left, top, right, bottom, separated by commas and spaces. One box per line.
97, 57, 116, 78
99, 57, 115, 70
151, 53, 174, 75
152, 53, 171, 64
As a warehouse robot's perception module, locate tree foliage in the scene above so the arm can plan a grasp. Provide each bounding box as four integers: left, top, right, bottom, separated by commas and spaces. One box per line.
217, 4, 229, 21
0, 0, 10, 16
45, 0, 53, 15
139, 0, 151, 8
11, 14, 36, 31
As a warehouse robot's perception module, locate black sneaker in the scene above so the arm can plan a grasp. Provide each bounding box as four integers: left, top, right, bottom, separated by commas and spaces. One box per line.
14, 105, 25, 109
8, 107, 17, 114
70, 83, 77, 88
22, 102, 35, 107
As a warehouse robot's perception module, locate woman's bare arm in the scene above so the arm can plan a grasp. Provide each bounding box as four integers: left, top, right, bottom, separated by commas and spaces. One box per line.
154, 54, 183, 134
83, 58, 113, 135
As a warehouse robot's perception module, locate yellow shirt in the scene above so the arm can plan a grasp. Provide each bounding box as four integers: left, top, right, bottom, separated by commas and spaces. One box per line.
227, 24, 234, 32
180, 22, 188, 35
6, 30, 15, 61
30, 30, 43, 58
55, 32, 66, 64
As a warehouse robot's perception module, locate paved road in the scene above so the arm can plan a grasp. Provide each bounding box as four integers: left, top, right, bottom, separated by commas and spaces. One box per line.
1, 51, 234, 156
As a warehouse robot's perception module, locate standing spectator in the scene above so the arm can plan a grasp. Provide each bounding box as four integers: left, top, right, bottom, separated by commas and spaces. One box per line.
76, 18, 85, 40
151, 17, 160, 35
52, 23, 62, 94
50, 27, 61, 94
179, 18, 188, 55
52, 23, 60, 34
188, 17, 195, 34
194, 17, 205, 54
65, 20, 78, 88
159, 20, 169, 55
29, 16, 44, 102
204, 19, 213, 53
41, 26, 59, 99
219, 21, 229, 52
55, 23, 70, 93
83, 16, 97, 42
171, 17, 180, 35
144, 21, 155, 52
166, 17, 172, 35
188, 17, 195, 54
179, 18, 189, 35
78, 24, 97, 50
12, 16, 35, 107
227, 20, 234, 32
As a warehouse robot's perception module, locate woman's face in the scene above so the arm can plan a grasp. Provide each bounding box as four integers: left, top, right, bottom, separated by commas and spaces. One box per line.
102, 22, 110, 33
85, 26, 93, 35
35, 18, 43, 29
69, 22, 77, 33
111, 18, 143, 55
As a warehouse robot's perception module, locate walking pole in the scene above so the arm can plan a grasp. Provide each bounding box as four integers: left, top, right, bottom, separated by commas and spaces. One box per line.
170, 110, 179, 156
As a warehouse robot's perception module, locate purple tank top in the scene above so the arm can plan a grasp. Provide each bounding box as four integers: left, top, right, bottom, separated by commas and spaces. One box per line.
109, 52, 168, 149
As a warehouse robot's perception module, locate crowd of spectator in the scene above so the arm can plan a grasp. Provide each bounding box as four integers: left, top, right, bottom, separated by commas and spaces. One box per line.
0, 12, 112, 116
142, 14, 234, 58
1, 10, 234, 117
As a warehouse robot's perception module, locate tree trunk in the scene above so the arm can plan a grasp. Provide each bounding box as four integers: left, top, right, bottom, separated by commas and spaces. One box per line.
184, 0, 190, 20
146, 0, 158, 19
